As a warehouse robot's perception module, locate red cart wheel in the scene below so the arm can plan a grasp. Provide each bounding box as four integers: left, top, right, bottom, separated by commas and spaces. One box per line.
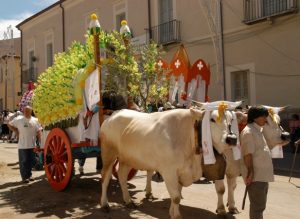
112, 159, 138, 181
44, 128, 73, 191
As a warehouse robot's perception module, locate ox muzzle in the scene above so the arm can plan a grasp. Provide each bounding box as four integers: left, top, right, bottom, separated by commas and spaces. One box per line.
279, 125, 291, 141
281, 131, 291, 141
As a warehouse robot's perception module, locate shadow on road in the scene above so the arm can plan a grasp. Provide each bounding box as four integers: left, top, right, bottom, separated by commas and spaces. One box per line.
0, 173, 235, 219
7, 162, 19, 166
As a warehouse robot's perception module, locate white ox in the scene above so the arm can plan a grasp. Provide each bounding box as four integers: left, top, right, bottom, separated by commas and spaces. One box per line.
100, 104, 240, 219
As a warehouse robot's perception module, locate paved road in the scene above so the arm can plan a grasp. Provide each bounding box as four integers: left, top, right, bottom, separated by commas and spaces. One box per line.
0, 141, 300, 219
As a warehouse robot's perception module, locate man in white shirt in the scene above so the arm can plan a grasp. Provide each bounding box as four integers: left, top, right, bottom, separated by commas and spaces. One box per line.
241, 106, 271, 219
8, 106, 41, 183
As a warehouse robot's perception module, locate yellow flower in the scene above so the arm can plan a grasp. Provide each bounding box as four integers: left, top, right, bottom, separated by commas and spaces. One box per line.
76, 98, 83, 105
80, 80, 85, 88
217, 102, 228, 123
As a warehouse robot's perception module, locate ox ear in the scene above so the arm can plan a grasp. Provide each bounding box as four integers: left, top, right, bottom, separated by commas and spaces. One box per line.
190, 108, 205, 120
191, 100, 205, 108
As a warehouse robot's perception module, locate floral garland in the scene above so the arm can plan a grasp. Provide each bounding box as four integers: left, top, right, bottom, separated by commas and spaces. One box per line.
32, 41, 93, 126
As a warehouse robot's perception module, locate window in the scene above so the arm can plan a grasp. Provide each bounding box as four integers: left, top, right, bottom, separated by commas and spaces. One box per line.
231, 70, 249, 104
116, 12, 126, 32
158, 0, 176, 44
263, 0, 287, 16
0, 67, 3, 83
244, 0, 298, 24
28, 50, 35, 81
113, 1, 127, 31
0, 98, 3, 112
46, 43, 53, 67
159, 0, 173, 24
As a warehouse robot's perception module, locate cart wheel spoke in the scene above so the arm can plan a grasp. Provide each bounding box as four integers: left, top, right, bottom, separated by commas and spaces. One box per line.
58, 163, 67, 175
53, 136, 58, 152
57, 136, 62, 151
49, 142, 55, 154
56, 165, 63, 181
59, 151, 68, 162
51, 165, 56, 179
58, 143, 65, 155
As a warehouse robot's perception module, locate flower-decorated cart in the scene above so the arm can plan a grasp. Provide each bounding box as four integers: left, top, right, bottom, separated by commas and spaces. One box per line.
33, 14, 145, 191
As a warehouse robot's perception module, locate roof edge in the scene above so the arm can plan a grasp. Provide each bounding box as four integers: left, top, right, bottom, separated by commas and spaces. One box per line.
16, 0, 65, 29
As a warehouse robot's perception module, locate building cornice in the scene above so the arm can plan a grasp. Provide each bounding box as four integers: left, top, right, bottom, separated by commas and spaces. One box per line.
16, 0, 66, 30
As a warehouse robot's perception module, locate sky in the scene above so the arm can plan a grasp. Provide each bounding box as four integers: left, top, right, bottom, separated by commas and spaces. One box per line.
0, 0, 59, 40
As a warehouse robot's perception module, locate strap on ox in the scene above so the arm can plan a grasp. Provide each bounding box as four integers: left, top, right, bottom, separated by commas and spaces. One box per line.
194, 119, 227, 181
83, 109, 94, 130
194, 120, 202, 154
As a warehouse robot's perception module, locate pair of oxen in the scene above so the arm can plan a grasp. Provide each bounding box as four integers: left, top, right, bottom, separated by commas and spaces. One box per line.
99, 101, 289, 219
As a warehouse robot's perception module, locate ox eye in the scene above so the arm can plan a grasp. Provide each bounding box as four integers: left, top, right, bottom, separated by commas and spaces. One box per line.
210, 118, 216, 123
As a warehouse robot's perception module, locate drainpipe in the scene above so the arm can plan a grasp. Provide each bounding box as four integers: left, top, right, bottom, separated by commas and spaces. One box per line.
147, 0, 152, 40
60, 1, 66, 51
20, 29, 23, 94
4, 57, 8, 110
219, 0, 226, 100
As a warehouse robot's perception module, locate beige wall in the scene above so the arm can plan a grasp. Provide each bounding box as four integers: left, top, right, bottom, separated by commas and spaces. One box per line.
21, 6, 63, 77
0, 38, 21, 111
0, 56, 21, 111
18, 0, 300, 108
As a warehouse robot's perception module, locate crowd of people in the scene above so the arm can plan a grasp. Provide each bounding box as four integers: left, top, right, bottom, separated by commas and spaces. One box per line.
0, 109, 22, 143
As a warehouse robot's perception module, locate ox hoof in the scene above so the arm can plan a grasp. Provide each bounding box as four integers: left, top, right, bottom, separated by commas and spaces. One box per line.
145, 192, 153, 200
101, 204, 110, 213
228, 207, 240, 214
125, 202, 137, 209
216, 208, 227, 215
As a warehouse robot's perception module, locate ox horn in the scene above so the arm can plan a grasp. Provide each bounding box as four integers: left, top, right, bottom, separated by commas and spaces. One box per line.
191, 100, 205, 108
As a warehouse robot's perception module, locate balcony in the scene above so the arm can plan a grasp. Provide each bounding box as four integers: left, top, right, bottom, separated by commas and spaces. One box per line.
243, 0, 298, 24
22, 67, 38, 84
147, 19, 181, 45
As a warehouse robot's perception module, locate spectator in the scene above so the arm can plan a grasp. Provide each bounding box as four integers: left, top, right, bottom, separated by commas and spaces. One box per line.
8, 106, 41, 183
289, 114, 300, 153
1, 110, 10, 142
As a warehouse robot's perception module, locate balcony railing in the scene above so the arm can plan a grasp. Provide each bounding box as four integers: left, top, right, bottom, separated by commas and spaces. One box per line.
243, 0, 298, 24
22, 67, 38, 84
147, 19, 181, 45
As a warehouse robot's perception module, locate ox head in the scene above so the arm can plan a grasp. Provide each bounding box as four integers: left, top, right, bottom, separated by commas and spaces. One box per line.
261, 106, 290, 147
193, 101, 244, 154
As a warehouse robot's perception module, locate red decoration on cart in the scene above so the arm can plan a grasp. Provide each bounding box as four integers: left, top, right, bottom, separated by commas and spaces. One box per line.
19, 81, 34, 112
189, 59, 211, 102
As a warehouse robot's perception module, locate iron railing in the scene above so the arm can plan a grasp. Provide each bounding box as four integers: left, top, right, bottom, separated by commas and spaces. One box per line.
243, 0, 298, 24
22, 67, 38, 84
147, 19, 181, 45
